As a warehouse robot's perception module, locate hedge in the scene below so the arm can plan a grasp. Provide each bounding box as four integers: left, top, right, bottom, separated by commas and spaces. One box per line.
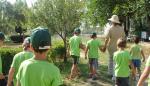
0, 41, 65, 75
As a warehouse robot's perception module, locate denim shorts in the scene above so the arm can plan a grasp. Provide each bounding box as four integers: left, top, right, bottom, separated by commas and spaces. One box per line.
132, 59, 141, 68
89, 58, 98, 69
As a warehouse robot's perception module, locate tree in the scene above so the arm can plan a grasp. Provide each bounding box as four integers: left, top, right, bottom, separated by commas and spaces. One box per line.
86, 0, 150, 36
33, 0, 85, 62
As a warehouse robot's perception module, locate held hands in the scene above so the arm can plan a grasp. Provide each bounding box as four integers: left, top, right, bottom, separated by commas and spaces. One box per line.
142, 58, 145, 62
85, 54, 87, 60
0, 73, 5, 79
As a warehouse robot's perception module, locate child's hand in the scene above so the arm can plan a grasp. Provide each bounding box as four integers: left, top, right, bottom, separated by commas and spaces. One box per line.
142, 58, 145, 62
85, 56, 87, 59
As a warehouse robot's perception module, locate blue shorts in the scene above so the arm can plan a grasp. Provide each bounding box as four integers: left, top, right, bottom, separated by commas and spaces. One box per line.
71, 55, 79, 64
89, 58, 98, 69
132, 59, 141, 68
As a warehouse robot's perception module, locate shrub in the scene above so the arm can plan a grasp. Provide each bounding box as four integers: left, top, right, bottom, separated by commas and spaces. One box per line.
0, 41, 65, 75
0, 48, 22, 75
47, 41, 65, 63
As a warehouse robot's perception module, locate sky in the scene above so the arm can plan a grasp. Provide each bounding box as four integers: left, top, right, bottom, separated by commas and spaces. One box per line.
7, 0, 36, 7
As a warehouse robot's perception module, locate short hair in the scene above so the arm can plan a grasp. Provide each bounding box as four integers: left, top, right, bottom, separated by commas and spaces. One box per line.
117, 38, 126, 48
91, 32, 97, 38
134, 36, 140, 44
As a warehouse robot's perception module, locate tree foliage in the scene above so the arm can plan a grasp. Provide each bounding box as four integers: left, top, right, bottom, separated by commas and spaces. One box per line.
87, 0, 150, 28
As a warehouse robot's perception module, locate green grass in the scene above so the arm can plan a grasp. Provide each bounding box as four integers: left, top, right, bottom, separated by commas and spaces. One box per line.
55, 50, 112, 86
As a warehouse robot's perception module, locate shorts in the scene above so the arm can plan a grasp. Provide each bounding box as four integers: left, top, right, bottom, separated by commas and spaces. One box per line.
0, 79, 7, 86
71, 55, 79, 64
132, 59, 141, 68
115, 77, 129, 86
89, 58, 98, 69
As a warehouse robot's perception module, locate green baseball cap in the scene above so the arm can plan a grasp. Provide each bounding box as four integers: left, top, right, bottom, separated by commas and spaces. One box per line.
0, 32, 5, 41
31, 27, 51, 50
91, 32, 97, 38
74, 28, 81, 34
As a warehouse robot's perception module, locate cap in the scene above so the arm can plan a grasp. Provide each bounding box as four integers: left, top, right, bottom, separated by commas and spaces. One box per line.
74, 28, 81, 34
91, 32, 97, 38
31, 27, 51, 50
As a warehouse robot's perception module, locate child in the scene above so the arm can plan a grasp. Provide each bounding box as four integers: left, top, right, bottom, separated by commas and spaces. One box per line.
85, 32, 104, 80
16, 27, 63, 86
137, 56, 150, 86
130, 36, 145, 79
7, 37, 33, 86
68, 28, 85, 79
113, 38, 134, 86
0, 32, 5, 85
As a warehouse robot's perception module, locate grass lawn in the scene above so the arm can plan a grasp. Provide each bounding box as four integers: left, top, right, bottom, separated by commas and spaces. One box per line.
56, 35, 150, 86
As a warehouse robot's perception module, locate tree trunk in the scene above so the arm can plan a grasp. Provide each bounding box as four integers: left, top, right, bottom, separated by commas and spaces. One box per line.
63, 28, 67, 63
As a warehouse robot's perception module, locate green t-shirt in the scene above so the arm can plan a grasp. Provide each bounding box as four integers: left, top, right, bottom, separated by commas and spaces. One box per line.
16, 58, 63, 86
69, 35, 81, 56
11, 51, 33, 86
130, 44, 142, 59
146, 56, 150, 86
0, 55, 2, 74
113, 50, 131, 77
87, 39, 101, 58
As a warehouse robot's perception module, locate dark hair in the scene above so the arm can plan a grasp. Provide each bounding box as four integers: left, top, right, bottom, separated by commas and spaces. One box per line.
134, 36, 140, 44
117, 38, 126, 48
33, 48, 49, 53
91, 32, 97, 38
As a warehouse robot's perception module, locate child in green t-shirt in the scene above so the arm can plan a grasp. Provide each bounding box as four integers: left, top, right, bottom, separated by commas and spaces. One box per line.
7, 37, 33, 86
68, 28, 85, 80
113, 38, 134, 86
85, 32, 104, 80
137, 56, 150, 86
130, 36, 145, 78
0, 32, 5, 85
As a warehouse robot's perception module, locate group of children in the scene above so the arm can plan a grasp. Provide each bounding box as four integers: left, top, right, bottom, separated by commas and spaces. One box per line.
68, 28, 147, 86
0, 26, 149, 86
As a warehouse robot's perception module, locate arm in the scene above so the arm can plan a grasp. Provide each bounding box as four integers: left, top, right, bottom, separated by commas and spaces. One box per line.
103, 38, 109, 52
141, 50, 145, 62
80, 43, 86, 50
137, 66, 150, 86
16, 81, 21, 86
7, 67, 15, 86
85, 46, 89, 59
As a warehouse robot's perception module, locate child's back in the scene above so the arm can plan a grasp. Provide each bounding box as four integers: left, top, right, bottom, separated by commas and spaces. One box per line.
130, 44, 142, 60
114, 50, 131, 77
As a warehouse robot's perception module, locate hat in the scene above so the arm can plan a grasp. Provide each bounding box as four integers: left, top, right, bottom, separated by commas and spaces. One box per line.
91, 32, 97, 38
0, 32, 5, 41
31, 27, 51, 50
22, 37, 30, 47
74, 28, 81, 34
108, 15, 120, 24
